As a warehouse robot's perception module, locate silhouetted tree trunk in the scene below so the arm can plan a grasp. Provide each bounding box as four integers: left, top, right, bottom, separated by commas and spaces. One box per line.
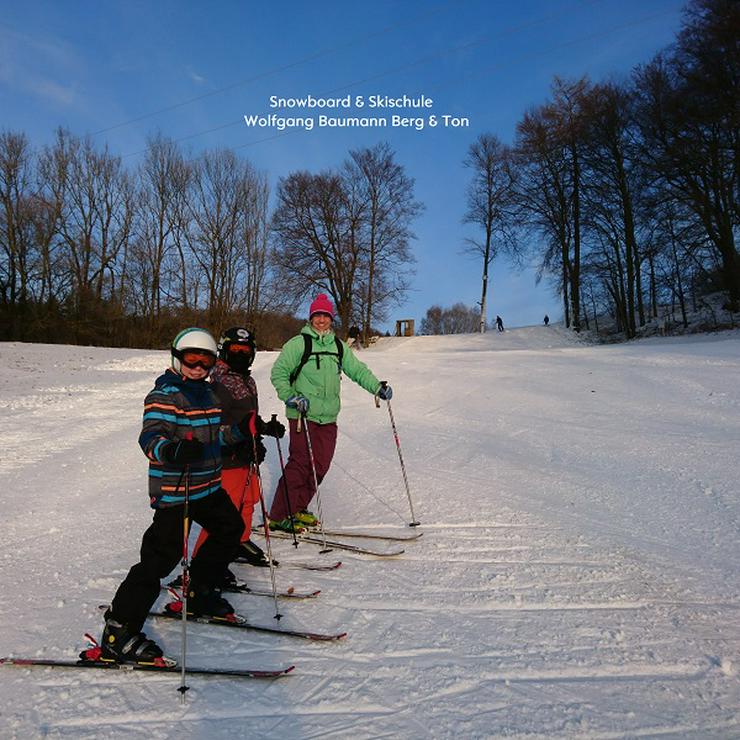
462, 134, 516, 333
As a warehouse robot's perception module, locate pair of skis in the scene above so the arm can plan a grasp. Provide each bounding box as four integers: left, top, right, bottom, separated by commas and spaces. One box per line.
255, 526, 422, 557
147, 601, 347, 641
268, 559, 343, 572
1, 596, 347, 681
1, 655, 294, 680
5, 529, 422, 680
164, 578, 321, 601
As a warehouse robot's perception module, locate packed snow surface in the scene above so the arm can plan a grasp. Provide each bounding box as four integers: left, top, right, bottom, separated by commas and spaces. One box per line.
1, 326, 738, 738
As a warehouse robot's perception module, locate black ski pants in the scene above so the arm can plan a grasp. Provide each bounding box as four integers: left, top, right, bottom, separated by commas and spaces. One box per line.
110, 488, 243, 632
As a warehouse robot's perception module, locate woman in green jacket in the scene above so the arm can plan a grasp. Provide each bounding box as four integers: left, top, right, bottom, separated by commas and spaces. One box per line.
268, 294, 392, 531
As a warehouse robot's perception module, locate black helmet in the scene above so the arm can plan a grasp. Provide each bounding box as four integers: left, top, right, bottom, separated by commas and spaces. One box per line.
218, 327, 256, 373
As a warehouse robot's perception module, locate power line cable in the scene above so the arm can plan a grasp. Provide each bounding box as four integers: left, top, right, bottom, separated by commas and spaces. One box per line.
122, 4, 676, 160
90, 0, 460, 136
120, 0, 606, 157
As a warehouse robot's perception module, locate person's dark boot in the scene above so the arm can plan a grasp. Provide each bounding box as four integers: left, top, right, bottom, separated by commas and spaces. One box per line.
98, 609, 164, 664
234, 539, 274, 567
187, 583, 235, 618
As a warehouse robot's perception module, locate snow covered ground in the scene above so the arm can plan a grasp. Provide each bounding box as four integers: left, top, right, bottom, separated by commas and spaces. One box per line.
1, 326, 738, 738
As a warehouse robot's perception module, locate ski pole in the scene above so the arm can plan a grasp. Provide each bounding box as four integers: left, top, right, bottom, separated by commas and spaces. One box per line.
376, 382, 420, 527
272, 414, 299, 548
300, 412, 332, 554
247, 413, 282, 620
178, 433, 193, 701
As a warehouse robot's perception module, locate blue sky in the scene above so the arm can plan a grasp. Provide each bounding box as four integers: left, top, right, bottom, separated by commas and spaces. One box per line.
0, 0, 686, 331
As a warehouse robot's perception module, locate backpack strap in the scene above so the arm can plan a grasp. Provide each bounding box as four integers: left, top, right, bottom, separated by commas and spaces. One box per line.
289, 334, 313, 385
289, 334, 344, 385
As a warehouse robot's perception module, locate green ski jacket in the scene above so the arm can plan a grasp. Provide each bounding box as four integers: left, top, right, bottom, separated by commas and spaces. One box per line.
271, 324, 381, 424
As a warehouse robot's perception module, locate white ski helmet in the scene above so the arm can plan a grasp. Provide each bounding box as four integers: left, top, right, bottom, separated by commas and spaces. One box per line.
171, 327, 218, 372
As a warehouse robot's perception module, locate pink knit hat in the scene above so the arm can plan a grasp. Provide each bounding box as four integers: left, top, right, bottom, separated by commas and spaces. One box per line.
309, 293, 335, 319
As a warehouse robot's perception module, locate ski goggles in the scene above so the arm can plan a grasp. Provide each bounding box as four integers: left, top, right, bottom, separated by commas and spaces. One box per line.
174, 348, 217, 370
227, 343, 254, 356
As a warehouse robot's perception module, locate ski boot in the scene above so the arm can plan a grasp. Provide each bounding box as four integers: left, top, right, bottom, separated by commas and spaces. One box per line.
91, 609, 166, 665
294, 509, 321, 528
234, 539, 274, 567
186, 583, 235, 619
269, 517, 306, 534
218, 567, 239, 590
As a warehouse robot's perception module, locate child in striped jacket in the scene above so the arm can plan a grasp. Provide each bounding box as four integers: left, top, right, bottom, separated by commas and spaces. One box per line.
98, 328, 250, 665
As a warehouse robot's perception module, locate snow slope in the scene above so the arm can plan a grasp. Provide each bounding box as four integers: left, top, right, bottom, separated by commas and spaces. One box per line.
1, 327, 738, 738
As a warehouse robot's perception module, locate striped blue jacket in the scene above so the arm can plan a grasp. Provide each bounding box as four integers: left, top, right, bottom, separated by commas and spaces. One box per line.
139, 370, 245, 508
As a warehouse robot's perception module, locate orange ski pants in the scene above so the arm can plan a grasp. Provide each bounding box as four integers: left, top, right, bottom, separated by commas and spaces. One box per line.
193, 466, 259, 555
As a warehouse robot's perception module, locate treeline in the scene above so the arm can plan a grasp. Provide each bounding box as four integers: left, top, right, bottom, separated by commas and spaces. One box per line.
461, 0, 738, 338
420, 303, 481, 335
0, 131, 420, 348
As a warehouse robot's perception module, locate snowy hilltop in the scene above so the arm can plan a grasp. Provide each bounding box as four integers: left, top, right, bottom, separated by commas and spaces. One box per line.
1, 326, 739, 738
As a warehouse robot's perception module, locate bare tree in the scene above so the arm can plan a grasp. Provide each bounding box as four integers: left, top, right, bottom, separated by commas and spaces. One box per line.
180, 149, 268, 329
514, 78, 590, 331
420, 302, 479, 334
344, 143, 421, 340
515, 104, 574, 327
35, 129, 71, 306
131, 134, 189, 341
634, 0, 740, 309
580, 81, 646, 338
0, 131, 34, 335
462, 134, 517, 333
239, 170, 271, 324
271, 170, 364, 331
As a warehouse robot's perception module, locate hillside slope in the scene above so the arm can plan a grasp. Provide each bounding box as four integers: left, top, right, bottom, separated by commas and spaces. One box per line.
1, 329, 738, 738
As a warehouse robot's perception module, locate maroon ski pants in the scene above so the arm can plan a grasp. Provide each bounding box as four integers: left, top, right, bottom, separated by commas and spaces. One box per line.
269, 418, 337, 520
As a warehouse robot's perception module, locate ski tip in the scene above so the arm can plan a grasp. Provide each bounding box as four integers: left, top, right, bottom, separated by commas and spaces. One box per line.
299, 631, 348, 641
251, 665, 296, 677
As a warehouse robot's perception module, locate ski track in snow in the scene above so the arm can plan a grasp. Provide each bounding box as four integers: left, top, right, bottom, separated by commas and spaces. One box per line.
1, 331, 739, 738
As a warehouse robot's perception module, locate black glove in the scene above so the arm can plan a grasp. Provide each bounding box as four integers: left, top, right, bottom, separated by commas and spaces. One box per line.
255, 436, 267, 464
242, 436, 266, 466
257, 415, 286, 439
162, 438, 204, 465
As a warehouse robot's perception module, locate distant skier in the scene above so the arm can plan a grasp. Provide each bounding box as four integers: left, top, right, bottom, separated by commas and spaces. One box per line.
544, 315, 550, 326
496, 315, 505, 332
93, 328, 250, 665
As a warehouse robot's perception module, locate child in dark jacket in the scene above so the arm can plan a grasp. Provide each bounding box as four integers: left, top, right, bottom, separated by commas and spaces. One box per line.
192, 327, 285, 569
96, 328, 249, 665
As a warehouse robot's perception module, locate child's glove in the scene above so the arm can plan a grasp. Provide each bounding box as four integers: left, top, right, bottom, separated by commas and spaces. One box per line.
286, 395, 309, 414
162, 438, 204, 464
255, 437, 267, 464
242, 436, 266, 466
377, 383, 393, 401
258, 416, 286, 438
